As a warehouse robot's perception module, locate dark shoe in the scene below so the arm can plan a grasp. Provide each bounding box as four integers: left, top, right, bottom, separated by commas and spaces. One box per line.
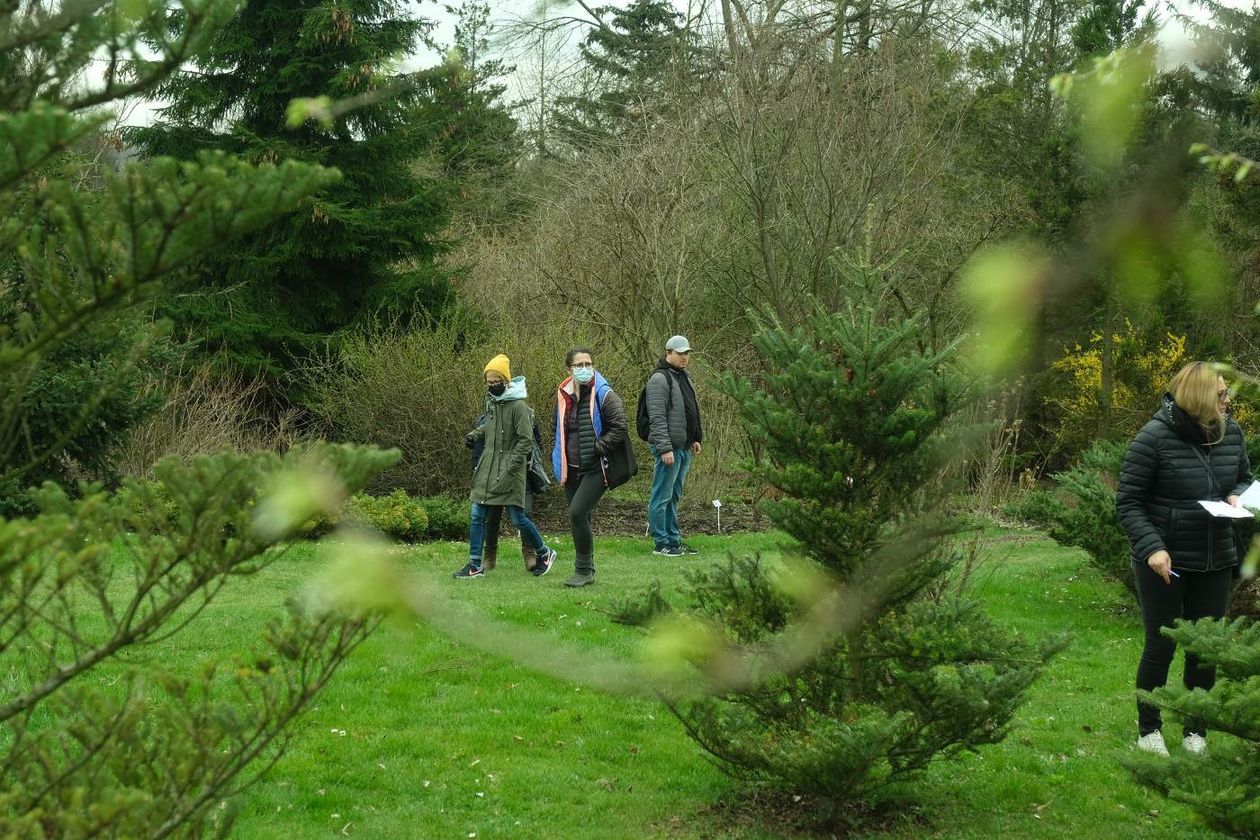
679, 543, 700, 555
653, 546, 686, 557
564, 570, 595, 587
453, 562, 484, 579
532, 548, 557, 576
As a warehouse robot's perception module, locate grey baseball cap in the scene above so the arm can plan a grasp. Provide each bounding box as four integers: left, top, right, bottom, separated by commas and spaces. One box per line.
665, 335, 692, 353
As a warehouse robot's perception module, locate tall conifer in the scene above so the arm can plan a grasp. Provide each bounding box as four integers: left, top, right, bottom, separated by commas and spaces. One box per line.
132, 0, 454, 377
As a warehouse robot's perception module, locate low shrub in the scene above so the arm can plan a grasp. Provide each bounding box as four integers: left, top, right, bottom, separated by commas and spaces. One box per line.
346, 490, 430, 542
300, 490, 439, 543
608, 579, 672, 627
1006, 439, 1135, 598
112, 364, 308, 480
418, 495, 470, 540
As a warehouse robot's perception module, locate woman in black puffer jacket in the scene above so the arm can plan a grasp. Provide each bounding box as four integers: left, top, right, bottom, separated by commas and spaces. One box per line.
1116, 361, 1252, 757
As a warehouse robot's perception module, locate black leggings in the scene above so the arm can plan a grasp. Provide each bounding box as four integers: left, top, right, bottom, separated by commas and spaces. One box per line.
566, 471, 607, 572
1133, 560, 1233, 736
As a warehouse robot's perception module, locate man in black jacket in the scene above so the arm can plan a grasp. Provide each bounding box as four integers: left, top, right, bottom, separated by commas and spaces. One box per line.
645, 335, 703, 556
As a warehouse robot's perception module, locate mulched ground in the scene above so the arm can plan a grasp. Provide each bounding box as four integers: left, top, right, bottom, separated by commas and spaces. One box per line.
654, 788, 928, 839
523, 492, 770, 538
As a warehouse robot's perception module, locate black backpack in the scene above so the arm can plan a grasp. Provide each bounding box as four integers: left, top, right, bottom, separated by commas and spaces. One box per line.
635, 371, 669, 442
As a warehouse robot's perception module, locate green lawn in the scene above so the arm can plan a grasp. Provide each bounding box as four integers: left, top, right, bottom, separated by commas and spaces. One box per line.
169, 529, 1221, 839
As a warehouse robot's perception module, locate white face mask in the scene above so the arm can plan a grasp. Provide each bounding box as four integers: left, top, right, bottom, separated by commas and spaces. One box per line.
572, 366, 595, 385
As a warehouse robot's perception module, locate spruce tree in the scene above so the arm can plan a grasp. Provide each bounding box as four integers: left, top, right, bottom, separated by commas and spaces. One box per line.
552, 0, 702, 147
131, 0, 455, 378
420, 1, 521, 225
660, 259, 1064, 815
1124, 617, 1260, 838
2, 0, 400, 833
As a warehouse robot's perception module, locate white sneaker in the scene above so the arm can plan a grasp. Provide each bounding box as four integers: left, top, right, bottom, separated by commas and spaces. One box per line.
1182, 733, 1207, 755
1137, 732, 1169, 756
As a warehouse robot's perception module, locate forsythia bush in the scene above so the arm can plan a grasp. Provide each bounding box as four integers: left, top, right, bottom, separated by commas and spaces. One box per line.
1049, 322, 1186, 456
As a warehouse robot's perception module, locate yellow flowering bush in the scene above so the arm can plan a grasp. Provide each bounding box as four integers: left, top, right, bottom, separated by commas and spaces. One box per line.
1048, 322, 1187, 456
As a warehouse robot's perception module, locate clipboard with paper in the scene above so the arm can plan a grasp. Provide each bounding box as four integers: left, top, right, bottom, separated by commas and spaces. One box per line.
1198, 480, 1260, 518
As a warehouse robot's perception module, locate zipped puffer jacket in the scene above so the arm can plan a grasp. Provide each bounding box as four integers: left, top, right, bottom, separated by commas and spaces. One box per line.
1116, 397, 1253, 573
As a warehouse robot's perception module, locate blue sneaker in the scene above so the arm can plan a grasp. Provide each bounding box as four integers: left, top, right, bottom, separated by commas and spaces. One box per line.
453, 562, 484, 579
653, 546, 686, 557
679, 543, 700, 556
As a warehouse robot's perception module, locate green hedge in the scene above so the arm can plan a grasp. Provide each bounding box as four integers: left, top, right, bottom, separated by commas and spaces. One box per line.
301, 491, 469, 543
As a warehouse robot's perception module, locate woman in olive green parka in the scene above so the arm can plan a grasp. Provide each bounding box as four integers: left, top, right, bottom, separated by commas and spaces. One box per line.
454, 354, 556, 579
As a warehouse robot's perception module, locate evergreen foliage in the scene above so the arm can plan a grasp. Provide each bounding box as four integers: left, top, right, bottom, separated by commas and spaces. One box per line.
0, 140, 335, 485
1, 0, 402, 833
1124, 617, 1260, 838
429, 0, 521, 225
552, 0, 702, 147
609, 579, 673, 628
661, 262, 1064, 815
1008, 439, 1135, 597
130, 0, 457, 378
0, 443, 398, 837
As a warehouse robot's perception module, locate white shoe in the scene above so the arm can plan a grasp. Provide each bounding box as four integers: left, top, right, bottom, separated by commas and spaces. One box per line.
1137, 732, 1169, 756
1182, 734, 1207, 755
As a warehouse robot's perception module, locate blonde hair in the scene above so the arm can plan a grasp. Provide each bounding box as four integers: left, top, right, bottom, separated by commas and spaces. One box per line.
1169, 361, 1225, 442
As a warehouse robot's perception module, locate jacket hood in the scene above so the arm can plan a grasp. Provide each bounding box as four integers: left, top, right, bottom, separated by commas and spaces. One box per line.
1156, 392, 1227, 446
494, 375, 528, 402
1153, 393, 1174, 425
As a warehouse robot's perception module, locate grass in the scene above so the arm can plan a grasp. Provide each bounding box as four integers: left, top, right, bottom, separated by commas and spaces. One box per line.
152, 528, 1222, 839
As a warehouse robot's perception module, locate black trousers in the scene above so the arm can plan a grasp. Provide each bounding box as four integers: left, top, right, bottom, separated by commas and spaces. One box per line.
566, 470, 607, 572
1133, 560, 1233, 737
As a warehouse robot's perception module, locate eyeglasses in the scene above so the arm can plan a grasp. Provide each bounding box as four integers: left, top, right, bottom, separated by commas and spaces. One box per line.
571, 362, 594, 370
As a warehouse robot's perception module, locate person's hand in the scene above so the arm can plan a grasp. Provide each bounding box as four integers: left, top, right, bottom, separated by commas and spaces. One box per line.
1147, 549, 1173, 585
1229, 494, 1241, 507
465, 432, 477, 448
661, 450, 676, 466
691, 442, 702, 455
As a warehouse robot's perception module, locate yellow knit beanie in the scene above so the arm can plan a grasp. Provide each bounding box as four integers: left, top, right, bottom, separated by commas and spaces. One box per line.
484, 353, 511, 381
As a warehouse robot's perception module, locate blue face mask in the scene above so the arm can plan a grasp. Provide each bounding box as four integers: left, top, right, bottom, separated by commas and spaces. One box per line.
572, 366, 595, 385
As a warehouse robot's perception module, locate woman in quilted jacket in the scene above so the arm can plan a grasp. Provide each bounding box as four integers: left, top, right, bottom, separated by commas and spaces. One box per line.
1116, 361, 1252, 757
551, 347, 628, 588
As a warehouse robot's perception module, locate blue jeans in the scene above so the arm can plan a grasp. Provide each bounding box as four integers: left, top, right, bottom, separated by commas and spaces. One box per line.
470, 502, 546, 565
648, 447, 692, 549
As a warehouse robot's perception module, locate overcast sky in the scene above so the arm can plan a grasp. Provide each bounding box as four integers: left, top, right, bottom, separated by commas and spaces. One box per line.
122, 0, 1255, 126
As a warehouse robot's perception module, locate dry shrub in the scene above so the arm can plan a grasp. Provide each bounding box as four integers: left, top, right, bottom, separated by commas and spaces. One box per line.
458, 35, 1022, 366
112, 366, 307, 479
307, 317, 501, 496
446, 36, 1026, 508
305, 310, 751, 501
